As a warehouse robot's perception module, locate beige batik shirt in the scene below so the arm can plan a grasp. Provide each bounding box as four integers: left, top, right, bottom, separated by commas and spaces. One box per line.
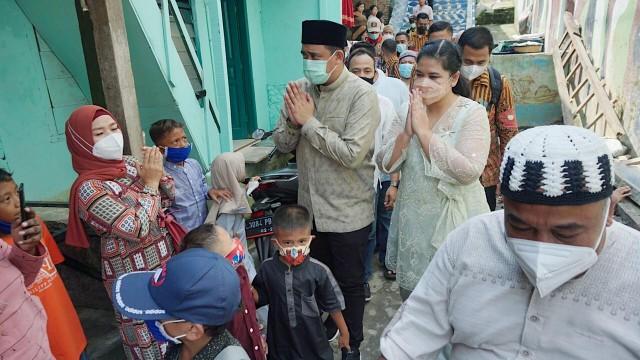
273, 67, 380, 233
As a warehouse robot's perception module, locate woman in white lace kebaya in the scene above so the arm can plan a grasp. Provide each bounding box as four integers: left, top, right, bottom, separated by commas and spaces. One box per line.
378, 40, 491, 299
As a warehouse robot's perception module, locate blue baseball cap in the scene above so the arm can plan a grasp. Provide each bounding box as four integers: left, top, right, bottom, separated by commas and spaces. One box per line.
112, 248, 241, 326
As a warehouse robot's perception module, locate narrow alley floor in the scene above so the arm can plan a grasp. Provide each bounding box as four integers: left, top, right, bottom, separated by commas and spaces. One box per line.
331, 260, 403, 359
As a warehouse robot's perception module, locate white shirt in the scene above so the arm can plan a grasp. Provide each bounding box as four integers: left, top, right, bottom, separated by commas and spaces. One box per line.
373, 95, 399, 187
413, 4, 433, 19
380, 211, 640, 360
374, 69, 409, 121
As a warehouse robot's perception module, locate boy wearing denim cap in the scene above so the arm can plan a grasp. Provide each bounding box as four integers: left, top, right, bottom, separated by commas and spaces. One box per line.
112, 248, 249, 360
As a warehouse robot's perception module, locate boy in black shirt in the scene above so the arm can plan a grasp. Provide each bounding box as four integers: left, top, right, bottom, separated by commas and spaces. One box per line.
252, 205, 350, 359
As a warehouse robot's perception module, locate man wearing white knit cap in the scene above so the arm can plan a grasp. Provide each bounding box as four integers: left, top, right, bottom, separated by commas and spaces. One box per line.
378, 125, 640, 360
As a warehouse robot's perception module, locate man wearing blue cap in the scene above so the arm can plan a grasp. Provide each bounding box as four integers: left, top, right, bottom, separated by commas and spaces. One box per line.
112, 248, 249, 360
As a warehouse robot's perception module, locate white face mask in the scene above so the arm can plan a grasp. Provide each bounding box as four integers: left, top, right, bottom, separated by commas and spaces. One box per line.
93, 132, 124, 160
460, 64, 486, 81
156, 319, 187, 344
413, 76, 451, 105
507, 200, 610, 298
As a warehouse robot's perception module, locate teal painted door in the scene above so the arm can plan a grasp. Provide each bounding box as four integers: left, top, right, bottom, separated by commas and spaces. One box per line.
221, 0, 257, 139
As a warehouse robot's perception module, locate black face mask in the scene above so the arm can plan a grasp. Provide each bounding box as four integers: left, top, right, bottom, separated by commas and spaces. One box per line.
360, 76, 375, 85
417, 26, 427, 34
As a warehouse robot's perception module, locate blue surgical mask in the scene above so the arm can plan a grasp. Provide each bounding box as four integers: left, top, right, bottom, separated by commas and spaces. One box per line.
0, 220, 11, 234
303, 52, 339, 85
145, 319, 187, 344
396, 43, 408, 54
164, 144, 192, 163
399, 63, 414, 79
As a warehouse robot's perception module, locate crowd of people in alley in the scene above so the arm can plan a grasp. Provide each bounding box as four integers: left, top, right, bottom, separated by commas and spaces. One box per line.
3, 3, 640, 360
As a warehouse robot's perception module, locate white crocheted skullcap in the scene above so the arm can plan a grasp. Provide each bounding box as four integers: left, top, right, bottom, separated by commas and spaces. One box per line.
500, 125, 614, 205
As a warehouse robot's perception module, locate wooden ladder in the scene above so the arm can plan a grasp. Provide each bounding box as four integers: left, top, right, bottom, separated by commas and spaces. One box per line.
552, 11, 637, 161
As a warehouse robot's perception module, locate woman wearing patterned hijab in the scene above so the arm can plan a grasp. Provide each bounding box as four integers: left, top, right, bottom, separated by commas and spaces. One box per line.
65, 105, 182, 359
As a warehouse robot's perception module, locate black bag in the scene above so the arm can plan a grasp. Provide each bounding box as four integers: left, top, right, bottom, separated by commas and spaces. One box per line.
486, 66, 503, 116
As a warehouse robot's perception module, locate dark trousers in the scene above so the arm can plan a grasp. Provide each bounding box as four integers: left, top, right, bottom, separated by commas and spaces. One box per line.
485, 185, 497, 211
364, 181, 392, 281
311, 223, 371, 348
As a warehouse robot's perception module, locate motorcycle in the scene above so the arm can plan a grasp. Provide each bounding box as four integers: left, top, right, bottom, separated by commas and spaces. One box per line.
244, 129, 299, 263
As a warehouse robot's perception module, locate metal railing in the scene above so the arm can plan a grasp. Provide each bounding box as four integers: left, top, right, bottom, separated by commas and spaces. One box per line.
160, 0, 221, 132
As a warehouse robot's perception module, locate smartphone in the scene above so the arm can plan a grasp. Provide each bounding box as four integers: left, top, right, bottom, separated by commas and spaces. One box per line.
18, 183, 27, 222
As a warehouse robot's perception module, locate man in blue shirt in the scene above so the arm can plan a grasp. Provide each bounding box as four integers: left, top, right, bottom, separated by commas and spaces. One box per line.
149, 119, 231, 231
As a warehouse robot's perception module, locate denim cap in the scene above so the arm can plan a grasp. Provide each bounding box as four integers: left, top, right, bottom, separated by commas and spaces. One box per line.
112, 248, 241, 326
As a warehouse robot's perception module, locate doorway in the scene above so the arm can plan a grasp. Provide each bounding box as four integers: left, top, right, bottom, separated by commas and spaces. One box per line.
220, 0, 257, 139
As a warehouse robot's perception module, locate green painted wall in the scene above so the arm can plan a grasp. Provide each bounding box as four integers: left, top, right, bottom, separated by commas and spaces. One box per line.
244, 0, 270, 131
124, 0, 225, 167
1, 0, 343, 202
16, 0, 91, 101
244, 0, 341, 130
0, 0, 85, 202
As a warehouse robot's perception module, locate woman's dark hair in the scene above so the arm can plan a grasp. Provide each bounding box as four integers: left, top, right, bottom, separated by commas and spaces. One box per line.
354, 1, 364, 11
417, 40, 470, 98
0, 168, 13, 183
458, 26, 494, 52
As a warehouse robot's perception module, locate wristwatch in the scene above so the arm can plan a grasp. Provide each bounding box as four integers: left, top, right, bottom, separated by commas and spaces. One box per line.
390, 180, 399, 188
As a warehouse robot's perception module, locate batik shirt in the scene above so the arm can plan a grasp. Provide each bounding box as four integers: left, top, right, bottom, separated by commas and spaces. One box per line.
470, 70, 518, 187
409, 32, 429, 51
384, 55, 401, 79
253, 257, 345, 360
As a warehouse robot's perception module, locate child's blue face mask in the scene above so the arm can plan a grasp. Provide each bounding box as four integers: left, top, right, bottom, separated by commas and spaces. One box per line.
0, 220, 11, 234
164, 144, 192, 163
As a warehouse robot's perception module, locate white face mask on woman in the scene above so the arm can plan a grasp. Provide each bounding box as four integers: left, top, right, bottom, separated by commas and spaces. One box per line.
507, 199, 610, 298
92, 132, 124, 160
413, 76, 452, 105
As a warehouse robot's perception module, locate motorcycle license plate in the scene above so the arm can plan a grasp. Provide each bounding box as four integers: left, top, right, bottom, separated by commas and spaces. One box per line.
246, 215, 274, 239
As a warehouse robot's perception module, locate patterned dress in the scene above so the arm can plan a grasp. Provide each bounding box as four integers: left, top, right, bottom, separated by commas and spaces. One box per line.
77, 156, 176, 359
378, 97, 491, 292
